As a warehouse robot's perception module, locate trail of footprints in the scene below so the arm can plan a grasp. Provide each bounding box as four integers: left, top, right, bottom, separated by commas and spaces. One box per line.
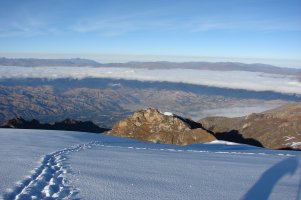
3, 141, 102, 200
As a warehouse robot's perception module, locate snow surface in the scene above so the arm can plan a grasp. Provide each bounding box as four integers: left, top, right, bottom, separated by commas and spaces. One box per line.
0, 129, 300, 200
163, 112, 173, 116
158, 110, 174, 116
291, 142, 301, 149
206, 140, 240, 145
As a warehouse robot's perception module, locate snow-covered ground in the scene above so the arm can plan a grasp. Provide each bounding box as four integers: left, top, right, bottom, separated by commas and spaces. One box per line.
0, 129, 300, 200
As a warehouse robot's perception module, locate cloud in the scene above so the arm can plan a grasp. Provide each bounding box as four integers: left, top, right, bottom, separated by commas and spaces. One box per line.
0, 17, 64, 37
69, 18, 141, 36
0, 66, 300, 95
185, 15, 301, 33
68, 9, 170, 36
69, 16, 300, 37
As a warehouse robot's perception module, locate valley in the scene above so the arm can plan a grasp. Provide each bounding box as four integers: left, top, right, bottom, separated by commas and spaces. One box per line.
0, 78, 296, 128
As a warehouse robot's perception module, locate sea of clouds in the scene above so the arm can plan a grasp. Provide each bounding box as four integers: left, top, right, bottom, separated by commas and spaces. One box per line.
1, 66, 300, 94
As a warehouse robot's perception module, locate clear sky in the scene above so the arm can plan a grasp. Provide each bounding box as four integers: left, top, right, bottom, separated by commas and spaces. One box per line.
0, 0, 300, 67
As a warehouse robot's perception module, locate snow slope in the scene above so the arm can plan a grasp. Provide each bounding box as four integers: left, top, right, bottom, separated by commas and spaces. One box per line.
0, 129, 300, 200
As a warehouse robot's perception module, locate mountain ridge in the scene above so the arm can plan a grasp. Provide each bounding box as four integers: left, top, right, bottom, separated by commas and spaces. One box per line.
1, 57, 300, 75
199, 103, 301, 150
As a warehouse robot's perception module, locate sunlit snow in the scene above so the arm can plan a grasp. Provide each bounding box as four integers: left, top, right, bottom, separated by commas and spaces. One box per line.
0, 129, 300, 200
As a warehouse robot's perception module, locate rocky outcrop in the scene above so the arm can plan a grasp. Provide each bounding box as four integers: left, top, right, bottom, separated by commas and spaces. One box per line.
1, 117, 109, 133
199, 103, 301, 150
107, 108, 216, 145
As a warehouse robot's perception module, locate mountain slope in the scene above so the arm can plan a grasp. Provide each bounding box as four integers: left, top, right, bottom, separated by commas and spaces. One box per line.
107, 108, 216, 145
199, 103, 301, 150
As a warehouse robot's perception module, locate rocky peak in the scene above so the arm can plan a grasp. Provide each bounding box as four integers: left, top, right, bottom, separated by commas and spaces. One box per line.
129, 108, 198, 131
107, 108, 216, 145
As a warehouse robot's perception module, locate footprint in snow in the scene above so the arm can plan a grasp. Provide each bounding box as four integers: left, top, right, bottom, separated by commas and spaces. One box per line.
2, 141, 102, 200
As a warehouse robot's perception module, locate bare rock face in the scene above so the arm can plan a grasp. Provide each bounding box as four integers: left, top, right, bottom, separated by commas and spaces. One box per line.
199, 103, 301, 150
107, 108, 216, 145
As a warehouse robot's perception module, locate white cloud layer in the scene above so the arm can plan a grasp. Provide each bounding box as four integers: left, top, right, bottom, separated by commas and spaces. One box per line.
0, 66, 300, 95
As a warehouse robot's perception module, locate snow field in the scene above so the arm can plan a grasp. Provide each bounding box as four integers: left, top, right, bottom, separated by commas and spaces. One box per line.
0, 129, 300, 200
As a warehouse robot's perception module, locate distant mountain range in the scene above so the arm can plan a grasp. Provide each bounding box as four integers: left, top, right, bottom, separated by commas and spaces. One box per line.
103, 61, 301, 76
0, 57, 99, 67
1, 57, 300, 75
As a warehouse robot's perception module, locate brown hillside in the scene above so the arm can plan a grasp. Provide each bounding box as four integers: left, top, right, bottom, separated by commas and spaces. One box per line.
199, 103, 301, 150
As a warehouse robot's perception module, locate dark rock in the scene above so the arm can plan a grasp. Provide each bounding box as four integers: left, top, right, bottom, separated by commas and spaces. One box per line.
0, 117, 109, 133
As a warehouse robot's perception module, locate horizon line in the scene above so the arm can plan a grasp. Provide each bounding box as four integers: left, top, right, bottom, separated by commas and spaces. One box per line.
1, 52, 301, 69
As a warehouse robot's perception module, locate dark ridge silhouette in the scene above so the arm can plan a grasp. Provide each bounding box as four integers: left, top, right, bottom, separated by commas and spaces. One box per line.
0, 117, 109, 133
278, 147, 301, 151
214, 130, 263, 148
174, 115, 204, 129
1, 77, 300, 101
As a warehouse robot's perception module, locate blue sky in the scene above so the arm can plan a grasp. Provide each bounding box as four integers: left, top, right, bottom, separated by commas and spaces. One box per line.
0, 0, 300, 67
